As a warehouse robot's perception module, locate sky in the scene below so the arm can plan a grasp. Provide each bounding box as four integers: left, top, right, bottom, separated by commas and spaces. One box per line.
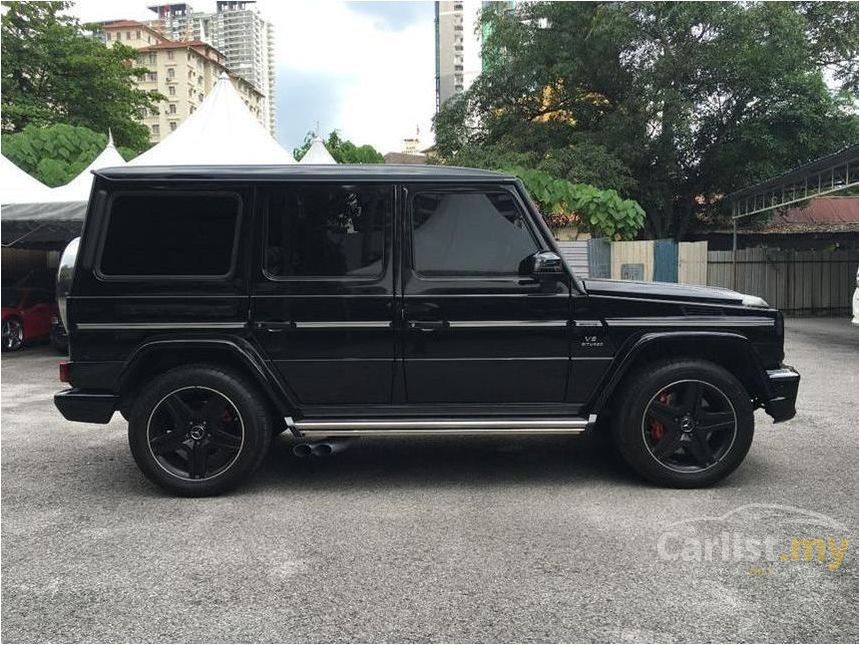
72, 0, 439, 154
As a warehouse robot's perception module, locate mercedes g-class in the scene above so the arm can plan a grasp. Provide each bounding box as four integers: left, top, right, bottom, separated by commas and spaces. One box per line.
54, 165, 800, 496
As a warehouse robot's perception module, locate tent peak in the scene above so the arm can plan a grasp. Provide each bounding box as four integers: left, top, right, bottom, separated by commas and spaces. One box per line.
218, 71, 230, 81
107, 129, 115, 147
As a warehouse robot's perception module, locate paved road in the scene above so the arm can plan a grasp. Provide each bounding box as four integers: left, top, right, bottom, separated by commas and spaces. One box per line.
2, 318, 857, 642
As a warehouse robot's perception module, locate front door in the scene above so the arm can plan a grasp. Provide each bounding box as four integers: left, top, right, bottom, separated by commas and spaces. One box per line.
400, 185, 571, 404
252, 182, 395, 407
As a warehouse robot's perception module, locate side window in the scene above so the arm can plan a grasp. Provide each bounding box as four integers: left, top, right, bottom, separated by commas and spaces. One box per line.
264, 184, 389, 279
411, 190, 539, 276
99, 193, 240, 277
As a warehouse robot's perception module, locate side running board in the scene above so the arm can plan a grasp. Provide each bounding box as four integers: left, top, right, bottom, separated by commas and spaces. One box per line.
288, 416, 597, 438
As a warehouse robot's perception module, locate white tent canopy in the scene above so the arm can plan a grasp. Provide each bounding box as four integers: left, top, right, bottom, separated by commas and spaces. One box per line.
46, 131, 126, 203
1, 156, 52, 205
299, 135, 337, 164
129, 73, 295, 166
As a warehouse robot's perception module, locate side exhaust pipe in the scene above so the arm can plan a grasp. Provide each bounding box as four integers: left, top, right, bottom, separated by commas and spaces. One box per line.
292, 443, 313, 458
310, 439, 353, 457
293, 439, 354, 458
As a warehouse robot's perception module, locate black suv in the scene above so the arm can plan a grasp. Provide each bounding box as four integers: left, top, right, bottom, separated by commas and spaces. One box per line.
54, 165, 799, 496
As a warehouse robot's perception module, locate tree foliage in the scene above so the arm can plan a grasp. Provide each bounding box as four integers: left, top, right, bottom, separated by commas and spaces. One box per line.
434, 1, 859, 239
507, 167, 645, 240
293, 130, 384, 164
1, 124, 132, 187
1, 1, 163, 153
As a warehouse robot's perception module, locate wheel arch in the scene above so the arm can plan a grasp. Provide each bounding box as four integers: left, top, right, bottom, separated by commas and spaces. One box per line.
588, 331, 772, 416
117, 338, 297, 420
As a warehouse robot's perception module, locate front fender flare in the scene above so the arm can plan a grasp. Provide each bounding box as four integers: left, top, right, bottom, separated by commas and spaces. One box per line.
587, 331, 772, 415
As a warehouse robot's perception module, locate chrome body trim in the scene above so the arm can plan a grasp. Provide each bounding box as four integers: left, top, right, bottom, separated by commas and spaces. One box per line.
605, 317, 775, 328
293, 320, 391, 329
76, 322, 246, 331
573, 320, 604, 327
446, 320, 568, 329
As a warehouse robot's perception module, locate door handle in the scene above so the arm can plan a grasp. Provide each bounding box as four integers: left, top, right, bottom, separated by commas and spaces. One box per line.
254, 321, 296, 332
408, 320, 448, 331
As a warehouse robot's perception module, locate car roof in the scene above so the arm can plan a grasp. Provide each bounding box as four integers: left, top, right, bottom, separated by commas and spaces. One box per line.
94, 164, 518, 183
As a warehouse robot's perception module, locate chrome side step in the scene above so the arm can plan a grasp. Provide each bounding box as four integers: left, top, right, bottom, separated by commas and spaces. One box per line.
287, 416, 596, 438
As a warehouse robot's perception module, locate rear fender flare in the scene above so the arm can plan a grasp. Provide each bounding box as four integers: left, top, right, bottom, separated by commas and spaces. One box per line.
117, 337, 297, 417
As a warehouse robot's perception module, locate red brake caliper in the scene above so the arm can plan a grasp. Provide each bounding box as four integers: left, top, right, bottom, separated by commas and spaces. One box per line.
649, 390, 670, 442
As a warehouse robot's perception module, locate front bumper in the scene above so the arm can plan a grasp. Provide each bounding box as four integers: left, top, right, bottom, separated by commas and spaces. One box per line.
54, 389, 117, 424
764, 366, 800, 422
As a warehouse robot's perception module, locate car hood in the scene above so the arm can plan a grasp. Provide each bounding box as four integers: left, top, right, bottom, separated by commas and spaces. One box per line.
582, 278, 749, 305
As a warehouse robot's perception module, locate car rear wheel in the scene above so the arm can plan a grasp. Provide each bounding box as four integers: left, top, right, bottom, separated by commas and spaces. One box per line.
128, 365, 272, 497
2, 317, 24, 352
611, 359, 754, 488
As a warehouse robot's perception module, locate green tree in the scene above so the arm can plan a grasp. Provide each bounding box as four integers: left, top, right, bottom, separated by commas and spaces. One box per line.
434, 1, 858, 239
1, 124, 132, 186
293, 130, 384, 163
1, 1, 163, 152
506, 166, 645, 239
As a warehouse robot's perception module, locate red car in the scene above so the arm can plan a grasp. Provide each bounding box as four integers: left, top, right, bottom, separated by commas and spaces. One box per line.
2, 285, 57, 352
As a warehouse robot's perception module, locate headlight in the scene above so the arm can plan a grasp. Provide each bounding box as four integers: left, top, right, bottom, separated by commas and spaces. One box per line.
740, 293, 769, 308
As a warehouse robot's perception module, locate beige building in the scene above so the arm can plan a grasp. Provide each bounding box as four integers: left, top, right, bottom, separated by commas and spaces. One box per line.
101, 20, 265, 143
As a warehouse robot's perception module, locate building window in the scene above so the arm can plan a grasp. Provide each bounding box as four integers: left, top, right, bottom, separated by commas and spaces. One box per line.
149, 53, 156, 64
136, 30, 140, 39
126, 31, 131, 40
106, 32, 111, 41
169, 121, 177, 131
169, 103, 177, 114
167, 68, 175, 79
152, 124, 160, 135
168, 85, 176, 96
199, 93, 204, 102
147, 72, 157, 82
167, 50, 174, 60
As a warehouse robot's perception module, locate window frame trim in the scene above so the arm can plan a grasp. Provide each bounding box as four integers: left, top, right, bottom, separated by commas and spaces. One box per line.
260, 182, 393, 283
94, 189, 244, 282
406, 184, 543, 281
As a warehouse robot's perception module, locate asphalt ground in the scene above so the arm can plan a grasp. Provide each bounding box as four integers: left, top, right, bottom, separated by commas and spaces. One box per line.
1, 317, 857, 643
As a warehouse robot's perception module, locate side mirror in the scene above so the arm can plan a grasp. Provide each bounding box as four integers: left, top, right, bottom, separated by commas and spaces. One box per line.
519, 250, 565, 279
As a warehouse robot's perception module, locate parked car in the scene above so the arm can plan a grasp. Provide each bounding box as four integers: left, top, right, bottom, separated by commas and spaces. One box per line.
2, 281, 57, 352
852, 268, 859, 324
54, 165, 800, 496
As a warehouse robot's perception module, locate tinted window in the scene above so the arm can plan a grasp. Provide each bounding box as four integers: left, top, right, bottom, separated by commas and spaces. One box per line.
100, 193, 240, 277
265, 184, 389, 278
411, 191, 538, 276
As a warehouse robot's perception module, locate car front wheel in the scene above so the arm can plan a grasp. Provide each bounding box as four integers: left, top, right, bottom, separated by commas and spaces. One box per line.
128, 365, 272, 497
611, 359, 754, 488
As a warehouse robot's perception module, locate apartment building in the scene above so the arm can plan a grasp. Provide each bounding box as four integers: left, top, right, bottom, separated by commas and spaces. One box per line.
147, 2, 275, 135
101, 20, 264, 144
434, 1, 482, 111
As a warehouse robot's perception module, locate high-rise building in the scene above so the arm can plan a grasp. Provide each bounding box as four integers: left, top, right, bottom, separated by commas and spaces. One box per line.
434, 1, 481, 111
100, 20, 265, 144
147, 2, 275, 135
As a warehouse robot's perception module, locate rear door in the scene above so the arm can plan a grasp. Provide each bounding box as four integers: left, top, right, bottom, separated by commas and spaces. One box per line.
400, 184, 571, 404
251, 182, 395, 407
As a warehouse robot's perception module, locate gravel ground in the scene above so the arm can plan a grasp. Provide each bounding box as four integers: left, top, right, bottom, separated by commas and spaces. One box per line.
1, 317, 857, 643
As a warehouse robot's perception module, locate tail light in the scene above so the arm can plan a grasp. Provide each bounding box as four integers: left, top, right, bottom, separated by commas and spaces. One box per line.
59, 361, 70, 383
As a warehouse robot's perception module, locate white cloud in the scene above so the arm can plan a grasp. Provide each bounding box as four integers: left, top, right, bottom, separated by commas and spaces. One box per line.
71, 0, 437, 153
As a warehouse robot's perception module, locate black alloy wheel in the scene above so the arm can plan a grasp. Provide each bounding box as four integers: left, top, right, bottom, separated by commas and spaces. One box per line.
128, 365, 272, 496
2, 317, 24, 352
611, 359, 754, 488
642, 380, 737, 473
147, 386, 245, 481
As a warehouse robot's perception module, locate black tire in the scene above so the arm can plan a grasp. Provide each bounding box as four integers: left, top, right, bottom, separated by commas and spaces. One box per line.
2, 317, 24, 352
128, 364, 272, 497
611, 359, 754, 488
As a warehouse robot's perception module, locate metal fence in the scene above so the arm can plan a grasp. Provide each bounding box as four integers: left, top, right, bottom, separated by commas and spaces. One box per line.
708, 247, 858, 315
